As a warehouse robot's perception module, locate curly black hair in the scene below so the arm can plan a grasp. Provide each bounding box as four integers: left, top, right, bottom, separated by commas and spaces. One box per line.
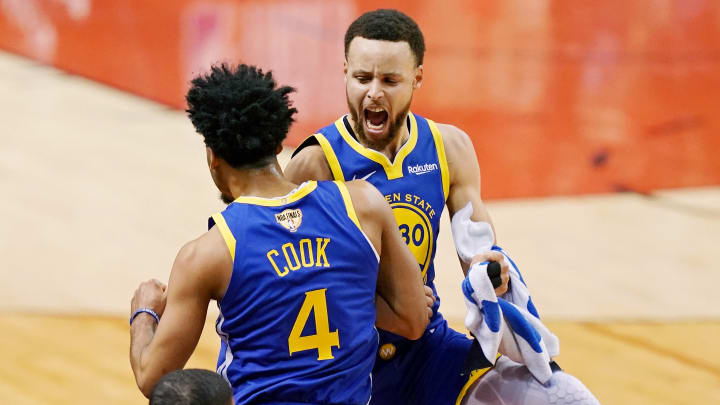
150, 369, 232, 405
344, 9, 425, 66
186, 64, 297, 168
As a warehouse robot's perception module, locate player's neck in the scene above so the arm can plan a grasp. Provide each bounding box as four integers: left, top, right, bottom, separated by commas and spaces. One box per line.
225, 159, 299, 200
381, 126, 410, 162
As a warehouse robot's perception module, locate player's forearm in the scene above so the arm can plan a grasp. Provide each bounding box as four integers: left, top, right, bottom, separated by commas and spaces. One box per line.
375, 293, 404, 336
374, 293, 427, 340
129, 316, 160, 397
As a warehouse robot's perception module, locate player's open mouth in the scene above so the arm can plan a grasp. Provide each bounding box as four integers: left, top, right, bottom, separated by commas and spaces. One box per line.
364, 107, 388, 134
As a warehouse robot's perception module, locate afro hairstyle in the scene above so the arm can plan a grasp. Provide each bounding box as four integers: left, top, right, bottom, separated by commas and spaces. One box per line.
186, 63, 297, 168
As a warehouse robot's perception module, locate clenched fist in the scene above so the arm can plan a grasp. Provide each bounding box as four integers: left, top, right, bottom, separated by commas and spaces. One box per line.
130, 279, 167, 319
470, 251, 510, 296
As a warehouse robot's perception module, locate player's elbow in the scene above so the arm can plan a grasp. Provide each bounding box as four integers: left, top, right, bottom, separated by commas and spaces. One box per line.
405, 322, 426, 341
399, 308, 429, 340
136, 374, 156, 399
410, 312, 430, 340
133, 364, 164, 398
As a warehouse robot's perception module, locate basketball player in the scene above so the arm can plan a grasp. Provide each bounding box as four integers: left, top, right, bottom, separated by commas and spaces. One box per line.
150, 369, 234, 405
285, 9, 600, 405
129, 63, 435, 404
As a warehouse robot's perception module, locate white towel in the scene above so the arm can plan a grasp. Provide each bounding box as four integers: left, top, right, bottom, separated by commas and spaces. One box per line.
452, 202, 560, 383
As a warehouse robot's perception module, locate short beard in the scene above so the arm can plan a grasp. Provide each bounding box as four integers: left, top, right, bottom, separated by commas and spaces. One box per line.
347, 96, 411, 151
220, 192, 234, 205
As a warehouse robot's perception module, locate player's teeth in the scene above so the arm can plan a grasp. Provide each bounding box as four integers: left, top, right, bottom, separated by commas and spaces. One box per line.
366, 120, 383, 129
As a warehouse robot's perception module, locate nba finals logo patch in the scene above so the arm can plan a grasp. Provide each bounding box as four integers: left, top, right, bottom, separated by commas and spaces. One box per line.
275, 208, 303, 232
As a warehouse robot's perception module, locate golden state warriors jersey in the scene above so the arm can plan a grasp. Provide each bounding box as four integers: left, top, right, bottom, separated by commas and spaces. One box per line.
209, 181, 379, 404
307, 112, 450, 336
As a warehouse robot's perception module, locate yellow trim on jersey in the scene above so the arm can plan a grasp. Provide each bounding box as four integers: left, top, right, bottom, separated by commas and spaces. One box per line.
334, 181, 362, 231
313, 133, 345, 181
427, 119, 450, 201
233, 181, 318, 206
389, 201, 434, 281
211, 213, 236, 261
455, 353, 502, 405
334, 113, 418, 180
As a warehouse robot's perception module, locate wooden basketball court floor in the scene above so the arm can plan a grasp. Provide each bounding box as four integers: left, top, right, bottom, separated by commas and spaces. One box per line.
1, 51, 718, 404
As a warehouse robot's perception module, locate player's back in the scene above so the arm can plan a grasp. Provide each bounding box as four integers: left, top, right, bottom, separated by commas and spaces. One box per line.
210, 180, 379, 405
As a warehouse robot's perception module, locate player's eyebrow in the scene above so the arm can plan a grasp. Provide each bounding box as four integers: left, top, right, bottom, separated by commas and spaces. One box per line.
351, 69, 403, 77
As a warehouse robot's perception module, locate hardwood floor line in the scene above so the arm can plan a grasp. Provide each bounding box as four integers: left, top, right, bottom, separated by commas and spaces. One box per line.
581, 322, 720, 378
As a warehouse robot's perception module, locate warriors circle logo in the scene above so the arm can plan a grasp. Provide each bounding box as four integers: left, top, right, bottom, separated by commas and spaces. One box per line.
275, 208, 303, 232
390, 201, 434, 282
378, 343, 397, 360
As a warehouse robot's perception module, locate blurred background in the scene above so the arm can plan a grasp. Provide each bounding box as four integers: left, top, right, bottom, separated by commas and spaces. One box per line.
1, 1, 718, 404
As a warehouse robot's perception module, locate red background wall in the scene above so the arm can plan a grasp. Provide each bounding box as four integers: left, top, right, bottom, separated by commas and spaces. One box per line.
2, 0, 718, 198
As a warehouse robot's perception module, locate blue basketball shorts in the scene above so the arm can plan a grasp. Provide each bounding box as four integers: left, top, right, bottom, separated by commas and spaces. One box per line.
370, 319, 494, 405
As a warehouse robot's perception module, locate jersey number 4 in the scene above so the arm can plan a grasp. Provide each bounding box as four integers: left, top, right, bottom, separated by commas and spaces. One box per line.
288, 288, 339, 360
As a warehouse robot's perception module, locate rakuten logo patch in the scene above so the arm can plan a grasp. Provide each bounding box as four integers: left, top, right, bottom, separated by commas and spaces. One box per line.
407, 163, 438, 175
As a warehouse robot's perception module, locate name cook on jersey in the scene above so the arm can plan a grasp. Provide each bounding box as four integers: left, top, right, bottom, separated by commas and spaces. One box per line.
266, 238, 332, 278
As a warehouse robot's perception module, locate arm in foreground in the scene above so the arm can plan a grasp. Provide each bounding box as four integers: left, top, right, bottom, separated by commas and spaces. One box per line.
346, 180, 431, 340
440, 123, 509, 294
130, 227, 230, 397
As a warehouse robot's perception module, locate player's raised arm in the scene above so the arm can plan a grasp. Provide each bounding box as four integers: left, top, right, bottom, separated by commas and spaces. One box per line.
284, 141, 334, 183
440, 123, 494, 230
345, 180, 431, 340
129, 227, 230, 397
437, 123, 510, 293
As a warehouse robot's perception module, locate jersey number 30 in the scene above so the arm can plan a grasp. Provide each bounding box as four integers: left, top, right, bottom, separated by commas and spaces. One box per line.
288, 288, 339, 360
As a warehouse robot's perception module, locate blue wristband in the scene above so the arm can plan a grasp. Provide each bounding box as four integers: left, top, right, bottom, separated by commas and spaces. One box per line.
130, 308, 160, 326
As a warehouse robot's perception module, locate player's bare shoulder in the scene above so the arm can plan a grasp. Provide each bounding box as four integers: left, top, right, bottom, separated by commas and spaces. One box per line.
170, 226, 233, 301
433, 123, 480, 182
285, 143, 333, 182
434, 123, 474, 158
343, 180, 387, 219
342, 180, 389, 253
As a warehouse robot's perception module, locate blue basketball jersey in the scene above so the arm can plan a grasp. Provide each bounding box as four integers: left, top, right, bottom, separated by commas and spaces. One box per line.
312, 112, 450, 338
209, 181, 380, 405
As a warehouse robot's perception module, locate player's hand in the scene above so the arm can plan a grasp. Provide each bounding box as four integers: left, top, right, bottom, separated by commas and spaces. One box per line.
470, 251, 510, 296
424, 285, 435, 319
131, 279, 168, 318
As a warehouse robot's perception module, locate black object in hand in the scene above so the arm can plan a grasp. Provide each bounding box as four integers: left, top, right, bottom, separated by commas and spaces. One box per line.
487, 261, 502, 289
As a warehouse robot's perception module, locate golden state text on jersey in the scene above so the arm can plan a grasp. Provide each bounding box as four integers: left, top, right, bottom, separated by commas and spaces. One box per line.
209, 181, 380, 404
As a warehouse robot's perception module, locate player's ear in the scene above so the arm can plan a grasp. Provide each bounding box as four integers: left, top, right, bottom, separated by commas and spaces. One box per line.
206, 147, 220, 169
343, 60, 348, 84
413, 65, 423, 89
